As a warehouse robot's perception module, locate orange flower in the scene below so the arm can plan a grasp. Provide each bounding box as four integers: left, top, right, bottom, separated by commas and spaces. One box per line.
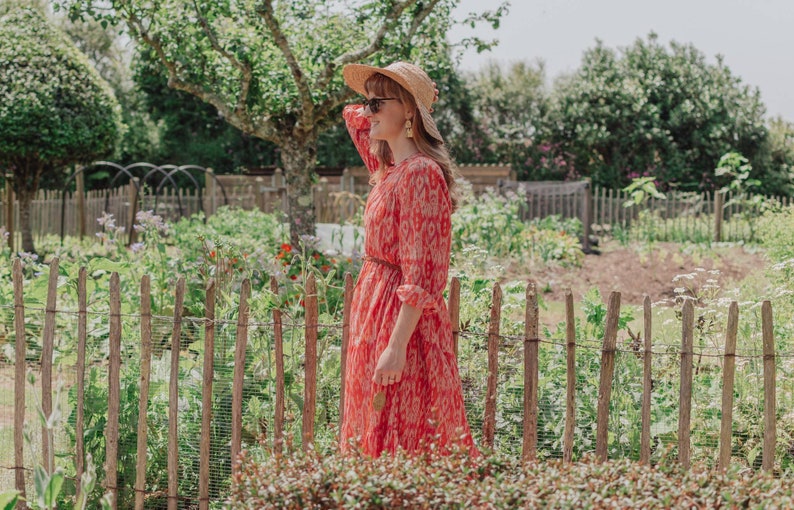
321, 265, 330, 272
210, 250, 216, 259
281, 243, 292, 252
243, 252, 249, 259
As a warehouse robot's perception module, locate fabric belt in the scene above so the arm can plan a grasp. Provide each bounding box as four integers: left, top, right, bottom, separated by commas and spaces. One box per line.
362, 255, 401, 272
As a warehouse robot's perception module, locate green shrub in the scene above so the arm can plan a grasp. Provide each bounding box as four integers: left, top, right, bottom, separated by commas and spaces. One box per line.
228, 450, 794, 508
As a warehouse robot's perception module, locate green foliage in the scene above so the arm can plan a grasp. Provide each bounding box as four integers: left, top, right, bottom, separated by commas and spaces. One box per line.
546, 33, 768, 191
228, 450, 794, 508
0, 6, 121, 251
452, 188, 584, 268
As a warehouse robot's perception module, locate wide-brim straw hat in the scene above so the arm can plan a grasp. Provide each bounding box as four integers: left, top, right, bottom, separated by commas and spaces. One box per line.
343, 61, 443, 143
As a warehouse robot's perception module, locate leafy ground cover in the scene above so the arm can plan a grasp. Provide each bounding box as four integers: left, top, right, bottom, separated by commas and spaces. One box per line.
228, 449, 793, 509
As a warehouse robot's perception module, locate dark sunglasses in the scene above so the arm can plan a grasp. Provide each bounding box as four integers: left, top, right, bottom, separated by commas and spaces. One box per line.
362, 97, 397, 114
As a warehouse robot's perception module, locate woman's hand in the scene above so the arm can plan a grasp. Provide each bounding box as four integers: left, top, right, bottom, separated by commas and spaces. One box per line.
373, 344, 407, 386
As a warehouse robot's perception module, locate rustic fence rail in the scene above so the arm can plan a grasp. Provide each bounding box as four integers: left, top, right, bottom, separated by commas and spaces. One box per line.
0, 261, 787, 507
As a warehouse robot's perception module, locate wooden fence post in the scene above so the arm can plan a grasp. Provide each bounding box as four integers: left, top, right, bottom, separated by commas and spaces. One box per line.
76, 166, 86, 240
523, 281, 539, 462
718, 301, 739, 471
127, 178, 139, 246
106, 272, 121, 509
206, 168, 217, 217
339, 273, 353, 435
595, 291, 621, 462
303, 273, 318, 451
199, 280, 216, 510
449, 277, 461, 358
12, 260, 26, 506
168, 277, 186, 510
563, 290, 576, 463
76, 268, 87, 498
231, 279, 251, 471
582, 180, 593, 253
679, 300, 695, 469
4, 177, 13, 252
272, 277, 285, 454
714, 191, 724, 243
135, 275, 153, 510
762, 301, 776, 472
255, 177, 266, 212
640, 295, 653, 464
41, 257, 59, 474
482, 282, 502, 449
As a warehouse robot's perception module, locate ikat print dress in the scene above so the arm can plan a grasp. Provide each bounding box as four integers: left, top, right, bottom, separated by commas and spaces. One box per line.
339, 105, 477, 456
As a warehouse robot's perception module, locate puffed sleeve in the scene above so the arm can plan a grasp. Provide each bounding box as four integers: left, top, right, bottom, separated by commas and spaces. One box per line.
395, 158, 452, 311
343, 105, 380, 174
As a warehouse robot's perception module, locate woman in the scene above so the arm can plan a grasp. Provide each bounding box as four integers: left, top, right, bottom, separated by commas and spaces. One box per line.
339, 61, 477, 456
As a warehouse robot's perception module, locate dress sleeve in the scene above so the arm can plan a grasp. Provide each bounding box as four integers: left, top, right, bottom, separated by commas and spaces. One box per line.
395, 158, 452, 311
343, 104, 379, 174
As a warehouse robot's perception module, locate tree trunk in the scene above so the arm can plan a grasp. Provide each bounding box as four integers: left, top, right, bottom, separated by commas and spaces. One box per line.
16, 188, 35, 254
280, 136, 318, 247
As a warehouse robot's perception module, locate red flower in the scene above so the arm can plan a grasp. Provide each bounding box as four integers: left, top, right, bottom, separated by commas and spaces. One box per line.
290, 274, 297, 280
281, 243, 292, 253
312, 253, 321, 260
210, 250, 216, 259
321, 265, 330, 272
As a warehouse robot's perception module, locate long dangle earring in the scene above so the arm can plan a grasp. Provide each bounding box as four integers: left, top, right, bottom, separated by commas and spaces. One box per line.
405, 119, 413, 138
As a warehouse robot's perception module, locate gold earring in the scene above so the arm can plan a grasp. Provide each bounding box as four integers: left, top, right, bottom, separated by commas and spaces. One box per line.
405, 119, 413, 138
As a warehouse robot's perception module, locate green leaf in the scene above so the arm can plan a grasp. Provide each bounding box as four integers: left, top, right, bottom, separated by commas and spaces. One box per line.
0, 491, 19, 510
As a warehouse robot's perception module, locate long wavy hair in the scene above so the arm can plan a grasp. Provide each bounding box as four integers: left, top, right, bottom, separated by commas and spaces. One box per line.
364, 73, 461, 211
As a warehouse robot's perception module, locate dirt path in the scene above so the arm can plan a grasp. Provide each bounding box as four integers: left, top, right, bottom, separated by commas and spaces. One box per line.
506, 240, 768, 306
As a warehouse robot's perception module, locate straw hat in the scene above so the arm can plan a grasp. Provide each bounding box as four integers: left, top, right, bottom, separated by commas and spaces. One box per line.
342, 61, 443, 143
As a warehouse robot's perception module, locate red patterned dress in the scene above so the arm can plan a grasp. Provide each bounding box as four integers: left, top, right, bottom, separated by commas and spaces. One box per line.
339, 105, 477, 456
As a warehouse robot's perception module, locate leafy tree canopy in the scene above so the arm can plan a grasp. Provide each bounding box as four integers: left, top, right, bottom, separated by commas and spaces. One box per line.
546, 33, 768, 191
59, 0, 506, 243
0, 5, 121, 252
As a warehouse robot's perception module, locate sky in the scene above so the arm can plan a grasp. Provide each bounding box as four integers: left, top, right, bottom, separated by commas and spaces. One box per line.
449, 0, 794, 121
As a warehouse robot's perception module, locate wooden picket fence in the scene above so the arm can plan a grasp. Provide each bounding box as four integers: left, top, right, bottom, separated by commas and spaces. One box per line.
4, 259, 780, 508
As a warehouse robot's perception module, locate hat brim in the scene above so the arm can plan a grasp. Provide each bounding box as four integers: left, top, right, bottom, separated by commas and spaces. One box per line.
343, 64, 444, 144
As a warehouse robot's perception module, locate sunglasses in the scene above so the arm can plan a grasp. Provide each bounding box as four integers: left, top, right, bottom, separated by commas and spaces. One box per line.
362, 97, 397, 114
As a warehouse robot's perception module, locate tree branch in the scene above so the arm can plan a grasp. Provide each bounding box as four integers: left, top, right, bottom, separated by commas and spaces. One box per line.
314, 87, 357, 129
120, 6, 281, 144
257, 0, 314, 134
314, 0, 415, 91
191, 0, 253, 116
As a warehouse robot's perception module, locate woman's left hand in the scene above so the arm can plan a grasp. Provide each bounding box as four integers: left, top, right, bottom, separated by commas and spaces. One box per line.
373, 344, 406, 386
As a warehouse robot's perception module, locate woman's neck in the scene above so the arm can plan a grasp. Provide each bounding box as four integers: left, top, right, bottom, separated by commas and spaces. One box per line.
389, 137, 419, 165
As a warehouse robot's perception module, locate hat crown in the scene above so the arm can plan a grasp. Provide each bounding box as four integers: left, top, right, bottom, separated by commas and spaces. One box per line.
384, 62, 434, 109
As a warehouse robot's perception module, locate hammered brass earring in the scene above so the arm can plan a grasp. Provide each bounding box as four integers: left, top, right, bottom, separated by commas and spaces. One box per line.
405, 119, 413, 138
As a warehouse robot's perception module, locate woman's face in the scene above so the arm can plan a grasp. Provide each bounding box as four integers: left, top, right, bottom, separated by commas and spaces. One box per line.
363, 93, 410, 143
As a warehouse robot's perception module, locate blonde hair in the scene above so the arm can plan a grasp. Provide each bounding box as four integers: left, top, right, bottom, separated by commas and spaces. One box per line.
364, 73, 461, 211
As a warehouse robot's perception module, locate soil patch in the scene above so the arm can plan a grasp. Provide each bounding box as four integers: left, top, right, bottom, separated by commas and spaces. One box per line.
507, 240, 768, 306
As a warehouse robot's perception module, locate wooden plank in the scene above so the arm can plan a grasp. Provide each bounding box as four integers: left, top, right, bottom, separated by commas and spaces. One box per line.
449, 277, 461, 358
12, 260, 26, 504
272, 277, 285, 454
679, 300, 695, 469
167, 277, 186, 510
563, 290, 576, 463
135, 275, 153, 510
339, 273, 353, 434
41, 257, 59, 473
640, 295, 653, 464
482, 282, 502, 449
231, 279, 251, 471
302, 273, 318, 451
106, 272, 121, 508
199, 280, 216, 510
75, 268, 87, 498
523, 281, 539, 462
762, 301, 776, 471
718, 301, 739, 471
595, 291, 621, 462
714, 191, 723, 243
